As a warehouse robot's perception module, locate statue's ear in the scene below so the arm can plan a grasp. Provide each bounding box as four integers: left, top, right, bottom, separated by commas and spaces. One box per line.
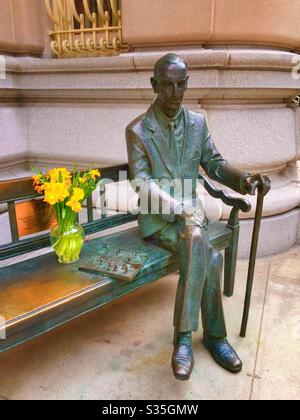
151, 77, 158, 94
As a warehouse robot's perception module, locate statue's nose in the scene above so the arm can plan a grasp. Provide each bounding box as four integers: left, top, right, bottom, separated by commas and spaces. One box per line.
173, 83, 180, 96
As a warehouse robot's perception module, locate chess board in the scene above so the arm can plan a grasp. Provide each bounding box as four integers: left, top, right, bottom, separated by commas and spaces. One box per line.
78, 246, 149, 282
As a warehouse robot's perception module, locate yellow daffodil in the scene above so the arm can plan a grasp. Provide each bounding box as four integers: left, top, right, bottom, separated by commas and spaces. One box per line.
34, 184, 45, 194
32, 165, 102, 263
48, 168, 71, 184
72, 187, 84, 201
44, 182, 69, 205
32, 175, 42, 186
66, 197, 82, 213
89, 169, 100, 181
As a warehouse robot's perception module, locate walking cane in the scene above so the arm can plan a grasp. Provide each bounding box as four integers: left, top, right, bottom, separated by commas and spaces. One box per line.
240, 175, 265, 338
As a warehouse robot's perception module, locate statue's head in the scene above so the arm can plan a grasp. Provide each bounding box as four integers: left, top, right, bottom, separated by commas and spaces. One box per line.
151, 53, 189, 118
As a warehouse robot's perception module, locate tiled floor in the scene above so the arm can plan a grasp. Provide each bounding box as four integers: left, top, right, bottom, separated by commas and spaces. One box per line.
0, 246, 299, 400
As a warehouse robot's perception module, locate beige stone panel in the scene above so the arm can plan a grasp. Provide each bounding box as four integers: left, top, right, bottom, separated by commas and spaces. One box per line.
0, 0, 15, 51
205, 106, 296, 170
211, 0, 300, 48
0, 105, 28, 163
10, 0, 45, 54
218, 164, 300, 220
238, 209, 300, 259
27, 103, 148, 166
0, 0, 46, 54
122, 0, 214, 46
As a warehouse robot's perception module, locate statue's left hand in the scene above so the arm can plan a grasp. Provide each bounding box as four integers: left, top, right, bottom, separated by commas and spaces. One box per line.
244, 174, 271, 196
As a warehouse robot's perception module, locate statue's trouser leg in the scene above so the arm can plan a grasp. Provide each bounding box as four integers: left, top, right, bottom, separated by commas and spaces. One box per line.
201, 247, 227, 339
173, 225, 208, 332
153, 222, 227, 337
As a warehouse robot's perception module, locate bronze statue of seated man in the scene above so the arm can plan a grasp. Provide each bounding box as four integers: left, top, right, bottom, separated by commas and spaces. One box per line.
126, 53, 271, 381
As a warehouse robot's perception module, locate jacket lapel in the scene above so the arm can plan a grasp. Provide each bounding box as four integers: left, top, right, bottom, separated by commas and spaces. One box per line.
143, 106, 174, 175
143, 105, 197, 178
181, 108, 197, 179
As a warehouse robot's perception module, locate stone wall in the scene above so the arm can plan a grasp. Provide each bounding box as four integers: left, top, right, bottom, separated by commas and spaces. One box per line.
0, 1, 299, 257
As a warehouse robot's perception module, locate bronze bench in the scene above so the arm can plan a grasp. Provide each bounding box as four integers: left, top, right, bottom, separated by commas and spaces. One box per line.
0, 164, 251, 353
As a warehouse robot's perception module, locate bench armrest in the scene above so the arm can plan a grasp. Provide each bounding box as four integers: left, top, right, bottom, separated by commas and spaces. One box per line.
199, 174, 251, 213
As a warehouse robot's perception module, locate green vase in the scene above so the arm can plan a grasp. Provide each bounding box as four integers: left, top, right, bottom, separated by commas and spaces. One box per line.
50, 222, 85, 264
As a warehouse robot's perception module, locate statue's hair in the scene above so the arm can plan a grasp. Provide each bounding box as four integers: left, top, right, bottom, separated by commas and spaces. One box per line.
154, 53, 188, 79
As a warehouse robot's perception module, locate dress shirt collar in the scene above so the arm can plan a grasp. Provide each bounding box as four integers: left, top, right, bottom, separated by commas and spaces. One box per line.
153, 99, 183, 130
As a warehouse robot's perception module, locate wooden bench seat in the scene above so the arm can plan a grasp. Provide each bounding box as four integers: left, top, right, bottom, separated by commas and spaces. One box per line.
0, 164, 251, 354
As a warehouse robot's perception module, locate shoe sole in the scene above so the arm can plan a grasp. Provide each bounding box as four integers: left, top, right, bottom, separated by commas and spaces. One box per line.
173, 372, 192, 381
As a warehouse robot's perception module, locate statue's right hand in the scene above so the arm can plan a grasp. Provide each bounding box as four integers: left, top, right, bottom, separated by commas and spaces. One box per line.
179, 209, 205, 228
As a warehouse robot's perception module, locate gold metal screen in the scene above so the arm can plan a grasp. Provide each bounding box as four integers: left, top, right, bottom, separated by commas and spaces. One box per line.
45, 0, 127, 58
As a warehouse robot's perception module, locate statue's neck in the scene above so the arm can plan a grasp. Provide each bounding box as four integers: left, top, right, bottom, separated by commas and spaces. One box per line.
155, 99, 183, 120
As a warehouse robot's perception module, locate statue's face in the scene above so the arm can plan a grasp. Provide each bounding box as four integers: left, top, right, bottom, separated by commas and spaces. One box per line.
151, 62, 189, 118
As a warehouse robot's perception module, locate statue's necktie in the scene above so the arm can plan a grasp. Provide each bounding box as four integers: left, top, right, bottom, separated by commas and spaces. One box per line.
168, 120, 179, 163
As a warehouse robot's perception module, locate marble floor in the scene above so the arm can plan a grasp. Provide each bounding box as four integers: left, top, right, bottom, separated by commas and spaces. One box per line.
0, 246, 299, 400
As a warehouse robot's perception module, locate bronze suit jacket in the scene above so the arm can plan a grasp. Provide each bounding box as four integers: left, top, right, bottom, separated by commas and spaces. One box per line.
126, 104, 249, 239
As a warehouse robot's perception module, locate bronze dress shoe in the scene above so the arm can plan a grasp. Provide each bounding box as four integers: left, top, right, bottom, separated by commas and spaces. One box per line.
203, 336, 243, 373
172, 332, 194, 381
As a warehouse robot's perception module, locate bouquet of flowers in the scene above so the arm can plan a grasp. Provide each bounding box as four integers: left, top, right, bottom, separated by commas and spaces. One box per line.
32, 167, 100, 264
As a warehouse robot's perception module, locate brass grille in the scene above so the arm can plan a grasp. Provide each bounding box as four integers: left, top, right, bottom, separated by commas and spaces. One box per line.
45, 0, 127, 58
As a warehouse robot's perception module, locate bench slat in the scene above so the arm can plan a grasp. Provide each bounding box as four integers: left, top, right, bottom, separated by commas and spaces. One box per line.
0, 178, 38, 204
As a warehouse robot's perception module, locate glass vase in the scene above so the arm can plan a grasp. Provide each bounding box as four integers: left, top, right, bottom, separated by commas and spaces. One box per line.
50, 221, 85, 264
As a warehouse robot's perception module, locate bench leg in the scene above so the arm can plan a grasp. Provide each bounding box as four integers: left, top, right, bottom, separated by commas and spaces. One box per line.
224, 225, 240, 297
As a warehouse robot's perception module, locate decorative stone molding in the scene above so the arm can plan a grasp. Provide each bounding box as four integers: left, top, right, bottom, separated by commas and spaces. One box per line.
1, 50, 300, 104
